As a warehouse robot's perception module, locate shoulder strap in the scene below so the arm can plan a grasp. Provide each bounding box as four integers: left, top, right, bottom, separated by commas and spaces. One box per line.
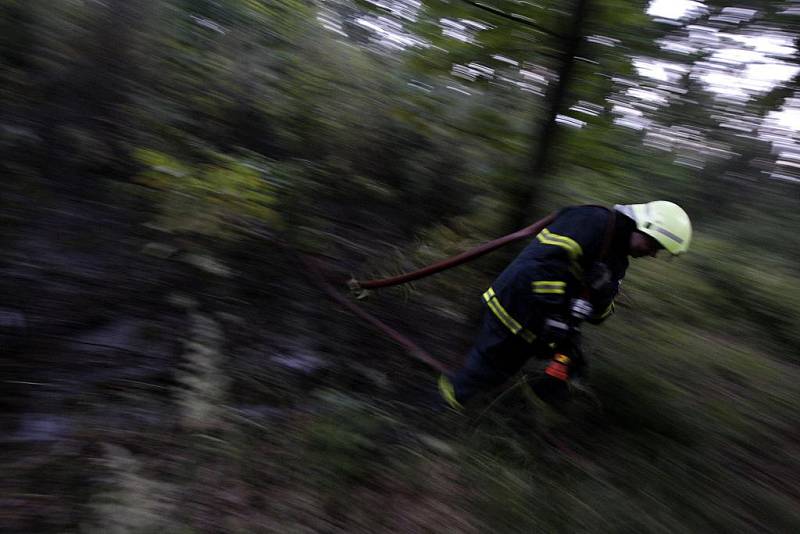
578, 204, 616, 262
598, 207, 616, 262
575, 206, 617, 300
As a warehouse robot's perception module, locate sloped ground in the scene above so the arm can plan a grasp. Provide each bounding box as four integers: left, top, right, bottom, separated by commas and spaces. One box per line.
2, 188, 800, 532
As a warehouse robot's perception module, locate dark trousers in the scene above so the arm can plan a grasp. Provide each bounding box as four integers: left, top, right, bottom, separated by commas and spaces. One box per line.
450, 311, 549, 404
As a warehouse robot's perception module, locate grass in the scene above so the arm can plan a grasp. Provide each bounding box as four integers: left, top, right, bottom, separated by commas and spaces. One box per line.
5, 303, 800, 532
5, 202, 800, 532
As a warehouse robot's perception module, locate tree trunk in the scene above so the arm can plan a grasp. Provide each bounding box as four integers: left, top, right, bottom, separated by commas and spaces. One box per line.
508, 0, 589, 232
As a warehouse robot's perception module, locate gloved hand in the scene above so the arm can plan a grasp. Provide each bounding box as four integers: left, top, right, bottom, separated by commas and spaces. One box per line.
529, 351, 582, 405
569, 298, 593, 322
540, 316, 572, 348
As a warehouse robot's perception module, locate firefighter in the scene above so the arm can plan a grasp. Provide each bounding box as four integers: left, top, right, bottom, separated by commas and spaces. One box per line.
437, 201, 692, 409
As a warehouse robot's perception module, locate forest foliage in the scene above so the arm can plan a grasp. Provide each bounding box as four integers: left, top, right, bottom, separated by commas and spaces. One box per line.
1, 0, 799, 531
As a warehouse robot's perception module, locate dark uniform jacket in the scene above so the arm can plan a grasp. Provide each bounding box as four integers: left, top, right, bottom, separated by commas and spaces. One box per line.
482, 205, 634, 344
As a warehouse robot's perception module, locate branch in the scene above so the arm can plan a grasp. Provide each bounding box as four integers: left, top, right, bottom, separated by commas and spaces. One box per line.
457, 0, 566, 40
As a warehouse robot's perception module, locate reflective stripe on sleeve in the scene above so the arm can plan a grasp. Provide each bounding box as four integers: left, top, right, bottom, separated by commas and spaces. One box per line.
536, 228, 584, 278
531, 280, 566, 294
536, 228, 583, 258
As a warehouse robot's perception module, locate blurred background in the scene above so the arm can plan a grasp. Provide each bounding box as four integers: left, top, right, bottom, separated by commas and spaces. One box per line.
1, 0, 799, 531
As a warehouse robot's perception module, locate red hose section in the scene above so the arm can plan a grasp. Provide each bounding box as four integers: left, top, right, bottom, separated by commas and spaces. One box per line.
353, 213, 557, 290
289, 213, 559, 374
299, 254, 451, 374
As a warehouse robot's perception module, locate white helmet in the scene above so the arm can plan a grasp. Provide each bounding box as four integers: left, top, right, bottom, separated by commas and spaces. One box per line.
614, 201, 692, 255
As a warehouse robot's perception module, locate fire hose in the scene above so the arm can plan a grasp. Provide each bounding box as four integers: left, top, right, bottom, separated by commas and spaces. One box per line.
302, 213, 558, 372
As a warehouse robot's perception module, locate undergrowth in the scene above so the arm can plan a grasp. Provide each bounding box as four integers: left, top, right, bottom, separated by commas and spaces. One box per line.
4, 210, 800, 533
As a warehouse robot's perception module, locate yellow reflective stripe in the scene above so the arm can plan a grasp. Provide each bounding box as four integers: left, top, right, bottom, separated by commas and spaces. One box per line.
537, 228, 583, 259
599, 301, 615, 319
531, 280, 566, 294
536, 228, 584, 279
438, 374, 463, 410
482, 288, 536, 344
546, 228, 582, 257
532, 281, 566, 288
517, 328, 536, 344
486, 298, 521, 334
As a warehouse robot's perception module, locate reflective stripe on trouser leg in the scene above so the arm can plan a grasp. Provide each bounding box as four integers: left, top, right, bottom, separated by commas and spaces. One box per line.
482, 288, 536, 343
451, 310, 543, 403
